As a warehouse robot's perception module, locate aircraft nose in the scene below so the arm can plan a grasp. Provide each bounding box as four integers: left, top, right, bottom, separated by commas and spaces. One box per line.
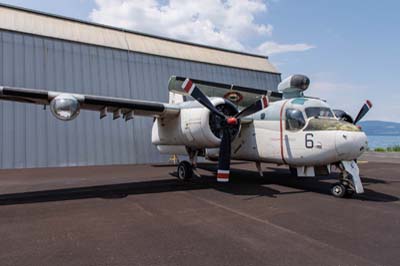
335, 131, 368, 160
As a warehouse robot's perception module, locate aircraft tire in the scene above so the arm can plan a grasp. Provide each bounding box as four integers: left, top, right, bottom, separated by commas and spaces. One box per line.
331, 183, 346, 198
177, 161, 193, 181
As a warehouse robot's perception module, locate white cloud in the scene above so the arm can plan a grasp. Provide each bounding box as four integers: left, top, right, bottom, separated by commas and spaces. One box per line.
256, 41, 315, 55
90, 0, 313, 55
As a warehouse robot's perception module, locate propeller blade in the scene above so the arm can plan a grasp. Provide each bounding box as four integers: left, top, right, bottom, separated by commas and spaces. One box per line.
235, 95, 269, 119
354, 100, 373, 124
182, 78, 225, 118
217, 128, 232, 182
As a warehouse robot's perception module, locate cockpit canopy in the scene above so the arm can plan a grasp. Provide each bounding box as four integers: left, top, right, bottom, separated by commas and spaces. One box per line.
284, 98, 360, 132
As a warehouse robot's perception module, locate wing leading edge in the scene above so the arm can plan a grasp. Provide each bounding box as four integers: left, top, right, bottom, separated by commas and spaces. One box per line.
0, 86, 180, 119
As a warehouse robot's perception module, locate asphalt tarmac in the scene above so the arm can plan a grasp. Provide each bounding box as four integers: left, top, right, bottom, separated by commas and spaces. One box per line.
0, 154, 399, 266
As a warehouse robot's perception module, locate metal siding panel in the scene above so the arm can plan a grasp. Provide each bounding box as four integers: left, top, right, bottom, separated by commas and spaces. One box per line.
33, 36, 48, 167
80, 45, 95, 165
43, 38, 57, 167
54, 40, 68, 166
101, 48, 113, 163
140, 54, 152, 163
120, 50, 134, 163
63, 41, 77, 166
2, 32, 15, 168
72, 43, 88, 166
24, 35, 37, 168
129, 53, 147, 164
13, 33, 25, 168
113, 49, 129, 163
90, 46, 106, 165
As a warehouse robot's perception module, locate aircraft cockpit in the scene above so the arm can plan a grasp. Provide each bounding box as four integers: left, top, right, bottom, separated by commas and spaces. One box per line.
285, 98, 360, 132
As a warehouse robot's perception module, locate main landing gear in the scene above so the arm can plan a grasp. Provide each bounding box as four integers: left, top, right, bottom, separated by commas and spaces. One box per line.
177, 161, 193, 181
176, 148, 198, 181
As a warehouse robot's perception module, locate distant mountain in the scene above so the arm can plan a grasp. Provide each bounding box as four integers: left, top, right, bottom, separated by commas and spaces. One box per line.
359, 120, 400, 136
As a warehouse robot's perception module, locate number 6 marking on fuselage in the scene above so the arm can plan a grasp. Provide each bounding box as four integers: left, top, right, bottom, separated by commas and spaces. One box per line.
305, 133, 314, 149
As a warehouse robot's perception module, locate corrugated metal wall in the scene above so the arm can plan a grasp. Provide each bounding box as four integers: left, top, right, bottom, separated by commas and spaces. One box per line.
0, 30, 281, 169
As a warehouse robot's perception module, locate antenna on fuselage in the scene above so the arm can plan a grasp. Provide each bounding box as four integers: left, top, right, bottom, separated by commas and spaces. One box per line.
278, 75, 310, 99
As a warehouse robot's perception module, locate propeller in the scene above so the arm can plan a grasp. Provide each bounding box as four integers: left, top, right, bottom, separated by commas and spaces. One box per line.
182, 78, 269, 182
353, 100, 373, 124
234, 95, 268, 119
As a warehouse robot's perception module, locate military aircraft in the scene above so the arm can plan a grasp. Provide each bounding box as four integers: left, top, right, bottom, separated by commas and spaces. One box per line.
0, 74, 372, 198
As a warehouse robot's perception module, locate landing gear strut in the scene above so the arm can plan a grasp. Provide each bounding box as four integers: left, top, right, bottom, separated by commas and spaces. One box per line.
176, 148, 199, 181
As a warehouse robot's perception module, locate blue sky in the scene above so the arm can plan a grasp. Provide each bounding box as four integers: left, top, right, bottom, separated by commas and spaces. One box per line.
0, 0, 399, 122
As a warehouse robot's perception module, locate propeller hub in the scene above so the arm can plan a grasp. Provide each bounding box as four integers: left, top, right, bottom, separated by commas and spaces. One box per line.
226, 117, 238, 125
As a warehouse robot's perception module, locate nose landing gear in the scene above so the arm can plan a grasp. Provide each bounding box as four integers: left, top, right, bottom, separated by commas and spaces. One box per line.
332, 160, 363, 198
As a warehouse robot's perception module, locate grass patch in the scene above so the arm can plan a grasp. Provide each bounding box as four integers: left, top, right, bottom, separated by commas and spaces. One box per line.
374, 145, 400, 152
387, 145, 400, 152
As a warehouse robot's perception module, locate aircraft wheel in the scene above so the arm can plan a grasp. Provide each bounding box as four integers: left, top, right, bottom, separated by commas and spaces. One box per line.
331, 183, 346, 198
177, 161, 193, 181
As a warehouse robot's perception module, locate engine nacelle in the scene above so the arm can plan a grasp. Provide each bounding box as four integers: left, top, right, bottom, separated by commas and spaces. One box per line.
50, 94, 81, 121
152, 98, 239, 150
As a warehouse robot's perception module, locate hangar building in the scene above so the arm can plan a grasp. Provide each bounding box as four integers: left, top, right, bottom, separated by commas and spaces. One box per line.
0, 4, 281, 169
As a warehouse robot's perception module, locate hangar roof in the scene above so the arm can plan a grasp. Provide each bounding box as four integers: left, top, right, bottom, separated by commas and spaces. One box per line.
0, 4, 279, 74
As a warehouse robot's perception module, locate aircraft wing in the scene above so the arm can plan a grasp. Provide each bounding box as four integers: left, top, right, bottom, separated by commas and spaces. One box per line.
0, 86, 180, 119
168, 76, 282, 109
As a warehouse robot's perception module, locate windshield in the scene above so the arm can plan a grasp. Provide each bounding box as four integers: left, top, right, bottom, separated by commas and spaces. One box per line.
304, 118, 361, 132
305, 107, 334, 118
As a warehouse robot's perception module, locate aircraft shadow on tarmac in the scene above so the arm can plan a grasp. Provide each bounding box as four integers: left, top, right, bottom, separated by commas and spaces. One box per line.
0, 163, 397, 205
261, 166, 399, 202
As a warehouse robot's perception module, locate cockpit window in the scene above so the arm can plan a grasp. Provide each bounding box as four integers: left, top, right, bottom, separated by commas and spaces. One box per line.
286, 108, 306, 131
305, 107, 334, 118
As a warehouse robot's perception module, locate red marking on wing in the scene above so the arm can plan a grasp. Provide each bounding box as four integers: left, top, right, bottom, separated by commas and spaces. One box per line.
184, 80, 193, 93
262, 96, 268, 108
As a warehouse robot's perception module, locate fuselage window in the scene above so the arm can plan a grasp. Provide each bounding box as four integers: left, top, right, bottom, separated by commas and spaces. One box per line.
305, 107, 334, 118
260, 113, 266, 120
286, 108, 306, 131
